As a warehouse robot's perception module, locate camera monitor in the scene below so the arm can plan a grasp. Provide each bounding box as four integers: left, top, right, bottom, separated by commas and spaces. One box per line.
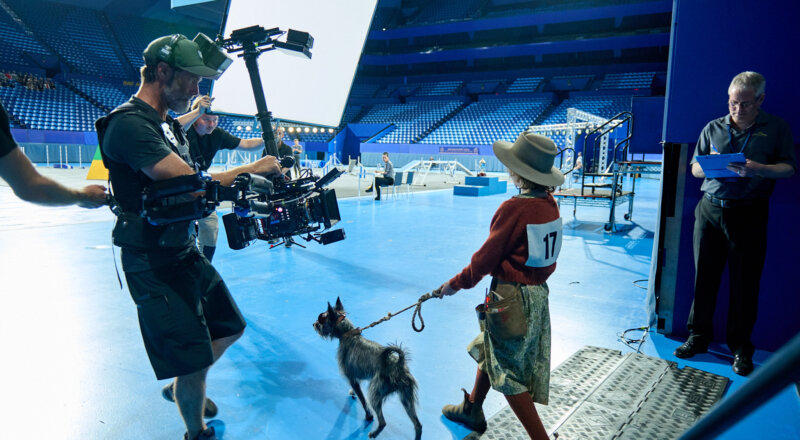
211, 0, 377, 127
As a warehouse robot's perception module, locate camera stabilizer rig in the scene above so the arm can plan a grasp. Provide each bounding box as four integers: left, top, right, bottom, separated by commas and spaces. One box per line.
141, 162, 345, 251
215, 24, 313, 158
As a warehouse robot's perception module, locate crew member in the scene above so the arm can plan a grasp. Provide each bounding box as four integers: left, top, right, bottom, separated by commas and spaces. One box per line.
177, 95, 265, 261
0, 102, 106, 208
365, 152, 394, 201
674, 71, 795, 376
96, 34, 281, 440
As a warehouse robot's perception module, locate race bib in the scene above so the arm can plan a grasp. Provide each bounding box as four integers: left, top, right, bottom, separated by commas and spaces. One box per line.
525, 217, 562, 267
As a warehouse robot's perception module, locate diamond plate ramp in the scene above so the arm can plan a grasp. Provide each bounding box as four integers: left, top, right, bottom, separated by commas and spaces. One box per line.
470, 346, 728, 440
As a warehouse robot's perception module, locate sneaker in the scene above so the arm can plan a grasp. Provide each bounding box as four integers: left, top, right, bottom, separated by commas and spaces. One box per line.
162, 383, 218, 419
365, 186, 373, 193
442, 388, 487, 433
183, 426, 217, 440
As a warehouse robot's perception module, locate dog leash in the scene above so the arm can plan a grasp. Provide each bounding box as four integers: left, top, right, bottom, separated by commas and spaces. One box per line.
344, 289, 442, 338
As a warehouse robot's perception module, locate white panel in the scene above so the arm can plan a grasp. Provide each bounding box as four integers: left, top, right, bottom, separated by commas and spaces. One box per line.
211, 0, 377, 127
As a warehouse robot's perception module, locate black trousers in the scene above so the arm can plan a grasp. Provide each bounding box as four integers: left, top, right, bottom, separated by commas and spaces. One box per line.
688, 196, 769, 356
374, 176, 394, 198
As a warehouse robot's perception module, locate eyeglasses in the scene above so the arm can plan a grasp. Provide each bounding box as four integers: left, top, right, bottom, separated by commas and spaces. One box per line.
728, 100, 756, 109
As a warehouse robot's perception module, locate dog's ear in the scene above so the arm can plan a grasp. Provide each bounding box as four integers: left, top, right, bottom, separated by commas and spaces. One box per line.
335, 297, 344, 312
327, 302, 337, 320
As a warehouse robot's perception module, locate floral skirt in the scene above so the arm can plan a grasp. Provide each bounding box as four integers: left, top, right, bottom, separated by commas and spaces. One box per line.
467, 282, 551, 404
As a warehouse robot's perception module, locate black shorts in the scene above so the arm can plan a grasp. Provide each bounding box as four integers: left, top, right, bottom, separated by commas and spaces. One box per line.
125, 252, 246, 380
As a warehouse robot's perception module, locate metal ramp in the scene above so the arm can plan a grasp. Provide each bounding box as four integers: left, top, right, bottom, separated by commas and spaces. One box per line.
472, 346, 728, 440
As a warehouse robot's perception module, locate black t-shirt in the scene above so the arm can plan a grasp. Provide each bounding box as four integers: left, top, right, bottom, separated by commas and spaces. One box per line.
1, 102, 18, 158
101, 97, 195, 272
261, 140, 292, 158
186, 125, 241, 172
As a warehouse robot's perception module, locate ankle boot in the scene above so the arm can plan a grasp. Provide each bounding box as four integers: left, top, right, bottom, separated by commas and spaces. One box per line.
442, 388, 487, 433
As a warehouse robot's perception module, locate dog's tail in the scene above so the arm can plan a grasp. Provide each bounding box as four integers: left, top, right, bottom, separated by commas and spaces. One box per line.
378, 344, 418, 391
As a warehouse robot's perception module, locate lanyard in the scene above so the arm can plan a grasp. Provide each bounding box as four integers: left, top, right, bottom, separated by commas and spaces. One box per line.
727, 125, 753, 154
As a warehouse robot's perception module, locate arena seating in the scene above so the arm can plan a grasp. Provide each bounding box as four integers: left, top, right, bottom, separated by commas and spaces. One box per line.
358, 100, 464, 143
420, 97, 552, 145
0, 9, 51, 68
66, 78, 130, 111
6, 0, 126, 78
506, 77, 544, 94
539, 95, 633, 125
412, 81, 463, 96
600, 72, 656, 89
0, 80, 104, 131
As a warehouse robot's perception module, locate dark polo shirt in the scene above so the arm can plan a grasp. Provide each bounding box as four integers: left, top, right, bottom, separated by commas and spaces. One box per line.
691, 109, 796, 200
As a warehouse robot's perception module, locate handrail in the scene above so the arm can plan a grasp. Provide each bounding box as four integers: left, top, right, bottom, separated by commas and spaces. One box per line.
680, 332, 800, 440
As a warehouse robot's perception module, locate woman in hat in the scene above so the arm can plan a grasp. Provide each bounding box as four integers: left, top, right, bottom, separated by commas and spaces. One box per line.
434, 132, 564, 439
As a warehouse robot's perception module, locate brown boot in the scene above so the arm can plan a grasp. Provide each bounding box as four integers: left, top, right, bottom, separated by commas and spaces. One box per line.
442, 388, 487, 433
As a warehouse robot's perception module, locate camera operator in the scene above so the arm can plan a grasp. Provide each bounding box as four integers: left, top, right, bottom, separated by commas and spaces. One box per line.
0, 102, 106, 208
95, 34, 281, 440
177, 95, 265, 261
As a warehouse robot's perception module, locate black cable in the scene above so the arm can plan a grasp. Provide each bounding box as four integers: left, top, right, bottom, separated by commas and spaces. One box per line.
618, 326, 649, 353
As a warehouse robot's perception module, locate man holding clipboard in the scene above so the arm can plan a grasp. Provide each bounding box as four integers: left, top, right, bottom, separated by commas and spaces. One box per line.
674, 72, 796, 376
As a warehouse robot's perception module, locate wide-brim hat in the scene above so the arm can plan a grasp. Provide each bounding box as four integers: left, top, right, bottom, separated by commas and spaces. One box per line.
143, 34, 224, 79
493, 132, 564, 187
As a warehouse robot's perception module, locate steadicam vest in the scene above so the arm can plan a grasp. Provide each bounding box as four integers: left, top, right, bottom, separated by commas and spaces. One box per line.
95, 101, 195, 249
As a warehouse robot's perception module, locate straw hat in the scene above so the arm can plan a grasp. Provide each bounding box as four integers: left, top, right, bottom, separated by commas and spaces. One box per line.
493, 132, 564, 187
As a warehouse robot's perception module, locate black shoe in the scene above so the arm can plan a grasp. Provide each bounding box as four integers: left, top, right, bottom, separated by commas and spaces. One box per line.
163, 383, 218, 419
184, 427, 217, 440
365, 186, 373, 193
374, 196, 380, 201
732, 353, 754, 376
673, 339, 708, 359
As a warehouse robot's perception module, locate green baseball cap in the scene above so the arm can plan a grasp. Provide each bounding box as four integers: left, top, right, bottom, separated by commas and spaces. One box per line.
143, 33, 232, 80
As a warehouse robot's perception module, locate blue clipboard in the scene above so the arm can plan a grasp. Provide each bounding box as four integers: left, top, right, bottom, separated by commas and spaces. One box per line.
695, 153, 746, 178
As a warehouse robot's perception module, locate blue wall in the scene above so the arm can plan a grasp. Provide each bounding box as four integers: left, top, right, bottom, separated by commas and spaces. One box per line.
659, 0, 800, 350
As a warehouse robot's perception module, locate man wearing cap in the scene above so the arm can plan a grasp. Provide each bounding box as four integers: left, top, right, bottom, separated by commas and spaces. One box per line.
94, 34, 282, 440
177, 95, 266, 261
0, 102, 107, 208
674, 71, 795, 376
431, 132, 564, 439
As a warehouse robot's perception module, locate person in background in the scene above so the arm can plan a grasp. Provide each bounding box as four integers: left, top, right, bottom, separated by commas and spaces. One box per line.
291, 138, 303, 176
674, 71, 795, 376
177, 95, 265, 261
365, 152, 394, 201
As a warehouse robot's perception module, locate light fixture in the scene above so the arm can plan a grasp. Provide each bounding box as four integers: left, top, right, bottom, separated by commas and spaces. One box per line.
236, 125, 243, 131
288, 126, 294, 133
312, 127, 318, 133
245, 126, 252, 131
304, 127, 310, 133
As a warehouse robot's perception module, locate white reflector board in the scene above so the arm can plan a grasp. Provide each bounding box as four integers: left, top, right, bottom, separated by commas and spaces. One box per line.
211, 0, 376, 127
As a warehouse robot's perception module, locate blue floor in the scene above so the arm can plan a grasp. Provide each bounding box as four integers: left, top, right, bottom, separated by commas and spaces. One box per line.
1, 177, 798, 439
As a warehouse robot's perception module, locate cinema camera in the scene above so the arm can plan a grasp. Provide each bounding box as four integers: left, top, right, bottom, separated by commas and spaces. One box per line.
141, 163, 345, 250
138, 24, 343, 250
